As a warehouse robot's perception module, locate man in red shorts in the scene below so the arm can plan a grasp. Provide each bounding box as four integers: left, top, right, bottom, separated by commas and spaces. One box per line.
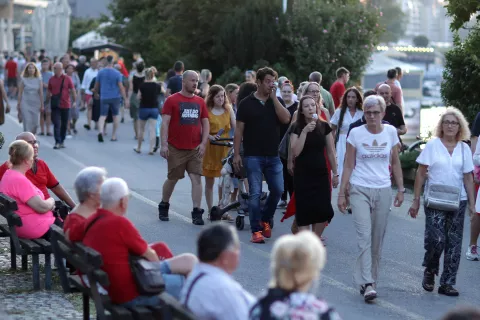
0, 132, 75, 208
159, 70, 210, 225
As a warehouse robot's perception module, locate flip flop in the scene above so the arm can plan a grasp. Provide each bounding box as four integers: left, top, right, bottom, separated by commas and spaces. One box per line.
133, 148, 140, 154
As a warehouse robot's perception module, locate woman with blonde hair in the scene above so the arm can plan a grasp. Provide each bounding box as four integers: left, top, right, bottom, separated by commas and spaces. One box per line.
409, 107, 475, 297
134, 67, 162, 154
203, 85, 236, 220
17, 62, 43, 134
249, 231, 340, 319
198, 69, 212, 98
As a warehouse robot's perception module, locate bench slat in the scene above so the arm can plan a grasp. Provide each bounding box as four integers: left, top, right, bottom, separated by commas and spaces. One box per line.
159, 292, 195, 320
105, 305, 133, 320
128, 306, 154, 320
18, 239, 42, 253
31, 239, 52, 252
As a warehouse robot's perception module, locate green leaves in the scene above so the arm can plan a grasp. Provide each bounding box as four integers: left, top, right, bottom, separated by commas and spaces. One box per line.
445, 0, 480, 31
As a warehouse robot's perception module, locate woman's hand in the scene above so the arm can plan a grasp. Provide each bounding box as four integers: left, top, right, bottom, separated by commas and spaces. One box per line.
332, 175, 339, 188
394, 191, 404, 207
408, 198, 420, 218
337, 195, 347, 213
209, 135, 219, 141
303, 121, 316, 133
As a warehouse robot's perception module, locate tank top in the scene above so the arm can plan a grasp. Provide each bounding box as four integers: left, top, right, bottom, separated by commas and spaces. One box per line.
132, 74, 145, 94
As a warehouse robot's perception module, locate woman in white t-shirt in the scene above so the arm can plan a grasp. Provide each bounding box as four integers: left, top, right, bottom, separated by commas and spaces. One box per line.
408, 107, 475, 297
338, 95, 405, 303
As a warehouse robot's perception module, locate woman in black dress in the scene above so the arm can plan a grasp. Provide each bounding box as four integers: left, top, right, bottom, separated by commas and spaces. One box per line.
290, 95, 338, 238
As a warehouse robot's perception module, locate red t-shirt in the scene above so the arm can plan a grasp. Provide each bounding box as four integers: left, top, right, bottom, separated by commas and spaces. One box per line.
5, 60, 17, 79
329, 81, 345, 109
162, 93, 209, 150
0, 160, 59, 200
81, 209, 148, 304
63, 213, 86, 242
48, 75, 74, 109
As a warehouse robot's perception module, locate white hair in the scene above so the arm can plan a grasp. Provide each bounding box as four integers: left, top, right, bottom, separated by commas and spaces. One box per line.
79, 55, 86, 63
100, 178, 129, 209
74, 167, 107, 203
363, 95, 386, 112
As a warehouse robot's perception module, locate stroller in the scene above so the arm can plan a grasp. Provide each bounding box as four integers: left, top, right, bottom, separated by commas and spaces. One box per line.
209, 139, 269, 230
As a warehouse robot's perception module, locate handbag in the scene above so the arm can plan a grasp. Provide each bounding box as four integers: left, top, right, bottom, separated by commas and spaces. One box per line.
279, 125, 293, 160
424, 143, 464, 211
50, 76, 65, 109
129, 255, 165, 295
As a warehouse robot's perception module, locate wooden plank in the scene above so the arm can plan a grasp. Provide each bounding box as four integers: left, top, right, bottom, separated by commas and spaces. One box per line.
0, 193, 19, 211
68, 275, 91, 295
31, 239, 52, 252
159, 293, 195, 320
0, 224, 10, 235
128, 306, 154, 320
105, 305, 134, 320
19, 239, 42, 253
74, 242, 103, 268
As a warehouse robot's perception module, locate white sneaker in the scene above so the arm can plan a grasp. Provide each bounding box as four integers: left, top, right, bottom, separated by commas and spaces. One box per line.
466, 245, 479, 261
364, 285, 377, 302
277, 200, 287, 208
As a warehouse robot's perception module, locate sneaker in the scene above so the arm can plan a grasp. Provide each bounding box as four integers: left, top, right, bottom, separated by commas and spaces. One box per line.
66, 135, 73, 139
158, 201, 170, 221
438, 285, 459, 297
422, 269, 435, 292
98, 133, 104, 143
364, 284, 377, 302
466, 245, 479, 261
261, 221, 272, 238
59, 143, 66, 149
250, 231, 265, 243
53, 144, 60, 150
277, 200, 287, 208
83, 124, 91, 130
191, 208, 205, 225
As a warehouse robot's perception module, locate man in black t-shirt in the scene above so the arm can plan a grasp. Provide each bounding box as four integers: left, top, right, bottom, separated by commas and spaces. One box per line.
377, 84, 406, 137
233, 67, 291, 244
166, 61, 184, 97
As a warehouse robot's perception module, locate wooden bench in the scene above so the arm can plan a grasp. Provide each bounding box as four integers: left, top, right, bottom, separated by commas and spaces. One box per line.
0, 193, 53, 290
50, 224, 195, 320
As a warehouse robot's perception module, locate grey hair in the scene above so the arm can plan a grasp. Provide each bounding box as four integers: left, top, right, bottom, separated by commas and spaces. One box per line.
100, 177, 129, 209
79, 55, 86, 63
74, 167, 107, 203
309, 71, 322, 84
363, 95, 386, 112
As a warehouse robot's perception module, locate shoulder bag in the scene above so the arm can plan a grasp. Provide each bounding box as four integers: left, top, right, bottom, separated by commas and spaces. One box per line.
424, 143, 464, 211
50, 76, 65, 109
278, 124, 294, 160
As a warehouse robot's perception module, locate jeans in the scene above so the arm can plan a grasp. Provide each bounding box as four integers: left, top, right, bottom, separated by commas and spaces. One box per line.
243, 156, 284, 233
139, 107, 159, 121
51, 107, 70, 144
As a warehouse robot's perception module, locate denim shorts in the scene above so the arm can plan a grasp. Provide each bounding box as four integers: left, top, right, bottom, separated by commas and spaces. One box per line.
100, 98, 121, 116
120, 260, 185, 308
138, 107, 159, 121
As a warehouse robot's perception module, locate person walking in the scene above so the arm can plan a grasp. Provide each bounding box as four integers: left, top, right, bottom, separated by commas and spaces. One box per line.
65, 64, 80, 136
81, 58, 98, 130
409, 107, 475, 297
338, 95, 404, 302
129, 61, 145, 139
329, 67, 350, 109
17, 62, 43, 134
40, 59, 53, 136
159, 70, 210, 225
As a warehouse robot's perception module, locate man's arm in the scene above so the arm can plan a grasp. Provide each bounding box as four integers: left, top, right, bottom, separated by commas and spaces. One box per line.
70, 87, 76, 106
118, 81, 129, 108
272, 96, 290, 124
397, 125, 407, 136
50, 184, 75, 208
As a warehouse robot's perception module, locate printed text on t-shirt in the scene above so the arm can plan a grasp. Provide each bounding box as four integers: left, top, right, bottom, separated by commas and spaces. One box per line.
179, 102, 200, 125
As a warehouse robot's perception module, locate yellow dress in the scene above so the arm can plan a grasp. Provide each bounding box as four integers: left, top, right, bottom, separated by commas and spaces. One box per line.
203, 107, 232, 178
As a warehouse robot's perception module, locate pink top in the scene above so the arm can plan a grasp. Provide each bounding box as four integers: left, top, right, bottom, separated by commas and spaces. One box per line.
0, 169, 54, 239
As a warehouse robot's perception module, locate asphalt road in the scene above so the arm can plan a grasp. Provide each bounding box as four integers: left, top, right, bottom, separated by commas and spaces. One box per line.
1, 106, 478, 320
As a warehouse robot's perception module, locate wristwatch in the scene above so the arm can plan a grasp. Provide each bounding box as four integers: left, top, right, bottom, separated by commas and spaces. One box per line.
398, 188, 406, 193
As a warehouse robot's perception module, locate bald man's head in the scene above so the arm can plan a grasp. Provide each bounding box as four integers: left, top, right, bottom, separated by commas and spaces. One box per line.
182, 70, 199, 95
15, 132, 38, 158
377, 84, 392, 104
53, 62, 63, 76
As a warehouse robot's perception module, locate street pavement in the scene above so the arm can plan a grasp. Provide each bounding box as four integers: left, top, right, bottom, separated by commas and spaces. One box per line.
1, 106, 479, 320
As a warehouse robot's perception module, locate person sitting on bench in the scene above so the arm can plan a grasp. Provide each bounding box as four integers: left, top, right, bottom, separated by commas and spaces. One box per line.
0, 132, 76, 209
0, 140, 56, 239
79, 177, 196, 306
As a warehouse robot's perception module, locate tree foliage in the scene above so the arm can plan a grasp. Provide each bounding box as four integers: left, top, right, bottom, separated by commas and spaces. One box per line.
413, 35, 429, 47
69, 18, 102, 47
445, 0, 480, 31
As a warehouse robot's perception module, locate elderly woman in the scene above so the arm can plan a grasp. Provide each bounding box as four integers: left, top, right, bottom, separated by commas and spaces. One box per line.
338, 95, 404, 302
409, 107, 474, 297
249, 231, 341, 319
63, 166, 107, 241
0, 140, 55, 239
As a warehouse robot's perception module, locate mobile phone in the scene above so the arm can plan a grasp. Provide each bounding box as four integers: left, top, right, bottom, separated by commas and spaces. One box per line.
217, 129, 225, 136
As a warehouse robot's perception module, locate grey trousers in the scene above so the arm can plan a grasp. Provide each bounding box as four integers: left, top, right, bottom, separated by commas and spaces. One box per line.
350, 184, 392, 287
422, 200, 466, 286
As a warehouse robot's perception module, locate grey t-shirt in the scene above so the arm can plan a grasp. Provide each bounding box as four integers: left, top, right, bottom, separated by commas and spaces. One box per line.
41, 71, 53, 101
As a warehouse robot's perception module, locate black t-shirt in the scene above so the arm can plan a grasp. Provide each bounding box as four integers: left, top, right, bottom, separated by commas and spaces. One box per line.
167, 75, 182, 95
279, 101, 299, 139
472, 112, 480, 137
132, 74, 145, 94
292, 121, 332, 173
382, 104, 405, 129
237, 93, 285, 156
76, 63, 88, 82
139, 82, 161, 108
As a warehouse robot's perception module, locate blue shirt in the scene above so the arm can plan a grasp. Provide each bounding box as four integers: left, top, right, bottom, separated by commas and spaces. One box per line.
41, 71, 53, 101
167, 75, 182, 95
96, 67, 123, 100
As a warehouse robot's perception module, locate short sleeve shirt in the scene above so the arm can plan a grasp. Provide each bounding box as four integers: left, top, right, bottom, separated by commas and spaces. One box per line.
82, 209, 148, 304
416, 138, 474, 200
162, 93, 209, 150
0, 169, 55, 238
63, 213, 86, 242
329, 81, 345, 109
96, 68, 123, 100
167, 75, 182, 95
347, 124, 400, 188
48, 75, 74, 108
382, 104, 405, 129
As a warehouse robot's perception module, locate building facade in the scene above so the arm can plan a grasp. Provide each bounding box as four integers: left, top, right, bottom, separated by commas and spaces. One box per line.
68, 0, 110, 18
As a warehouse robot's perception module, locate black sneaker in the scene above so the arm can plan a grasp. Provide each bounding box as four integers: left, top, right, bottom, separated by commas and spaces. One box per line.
84, 124, 91, 130
158, 201, 170, 221
98, 133, 104, 143
53, 144, 60, 149
438, 285, 459, 297
192, 208, 205, 225
422, 269, 435, 292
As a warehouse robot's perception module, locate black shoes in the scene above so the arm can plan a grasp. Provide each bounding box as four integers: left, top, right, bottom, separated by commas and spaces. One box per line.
422, 269, 435, 292
192, 208, 205, 225
158, 201, 170, 221
98, 133, 104, 142
438, 285, 459, 297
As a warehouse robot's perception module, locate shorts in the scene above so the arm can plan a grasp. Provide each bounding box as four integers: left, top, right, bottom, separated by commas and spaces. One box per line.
129, 95, 139, 120
84, 94, 93, 104
100, 98, 121, 117
167, 145, 203, 180
139, 108, 159, 121
7, 78, 17, 88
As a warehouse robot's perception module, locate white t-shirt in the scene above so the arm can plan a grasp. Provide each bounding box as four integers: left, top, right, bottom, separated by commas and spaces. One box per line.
331, 108, 364, 135
347, 124, 399, 188
416, 138, 473, 201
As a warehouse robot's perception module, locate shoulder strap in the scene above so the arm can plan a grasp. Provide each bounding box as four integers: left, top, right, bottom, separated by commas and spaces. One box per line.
84, 214, 105, 236
184, 272, 206, 309
59, 75, 65, 94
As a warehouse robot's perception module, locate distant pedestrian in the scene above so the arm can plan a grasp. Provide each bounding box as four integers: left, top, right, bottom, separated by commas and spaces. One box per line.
17, 62, 43, 134
329, 67, 349, 109
166, 61, 184, 97
40, 59, 53, 135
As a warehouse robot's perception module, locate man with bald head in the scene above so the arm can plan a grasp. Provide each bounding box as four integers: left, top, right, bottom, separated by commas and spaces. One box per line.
47, 62, 76, 149
0, 132, 75, 208
159, 70, 210, 225
377, 84, 407, 137
309, 71, 334, 117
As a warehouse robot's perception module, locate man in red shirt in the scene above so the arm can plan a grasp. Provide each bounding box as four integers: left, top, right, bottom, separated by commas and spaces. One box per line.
0, 132, 75, 208
81, 177, 196, 306
159, 70, 210, 225
329, 67, 350, 109
5, 57, 18, 99
47, 62, 76, 149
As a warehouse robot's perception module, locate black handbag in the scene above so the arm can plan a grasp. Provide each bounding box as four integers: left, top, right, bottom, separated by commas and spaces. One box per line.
129, 255, 165, 295
50, 76, 65, 109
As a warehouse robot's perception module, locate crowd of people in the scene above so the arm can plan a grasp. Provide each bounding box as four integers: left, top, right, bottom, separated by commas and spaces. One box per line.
0, 49, 480, 319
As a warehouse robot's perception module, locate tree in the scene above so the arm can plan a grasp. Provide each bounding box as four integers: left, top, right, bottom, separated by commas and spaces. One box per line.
413, 35, 429, 47
445, 0, 480, 31
69, 18, 102, 47
364, 0, 406, 43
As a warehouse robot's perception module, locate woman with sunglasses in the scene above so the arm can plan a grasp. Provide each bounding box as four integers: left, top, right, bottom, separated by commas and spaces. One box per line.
338, 95, 404, 303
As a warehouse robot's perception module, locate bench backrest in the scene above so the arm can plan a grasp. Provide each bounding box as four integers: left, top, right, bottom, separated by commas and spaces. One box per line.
0, 193, 21, 226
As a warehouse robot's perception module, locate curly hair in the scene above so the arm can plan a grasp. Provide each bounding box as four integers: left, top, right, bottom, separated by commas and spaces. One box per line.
434, 107, 471, 141
205, 84, 231, 111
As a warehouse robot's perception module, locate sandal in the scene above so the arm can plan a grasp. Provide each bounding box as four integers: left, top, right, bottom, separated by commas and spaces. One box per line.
221, 213, 234, 222
133, 148, 141, 154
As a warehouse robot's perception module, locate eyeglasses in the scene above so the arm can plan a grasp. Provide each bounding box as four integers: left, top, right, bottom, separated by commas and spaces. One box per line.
306, 90, 320, 94
442, 121, 459, 127
365, 111, 381, 117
